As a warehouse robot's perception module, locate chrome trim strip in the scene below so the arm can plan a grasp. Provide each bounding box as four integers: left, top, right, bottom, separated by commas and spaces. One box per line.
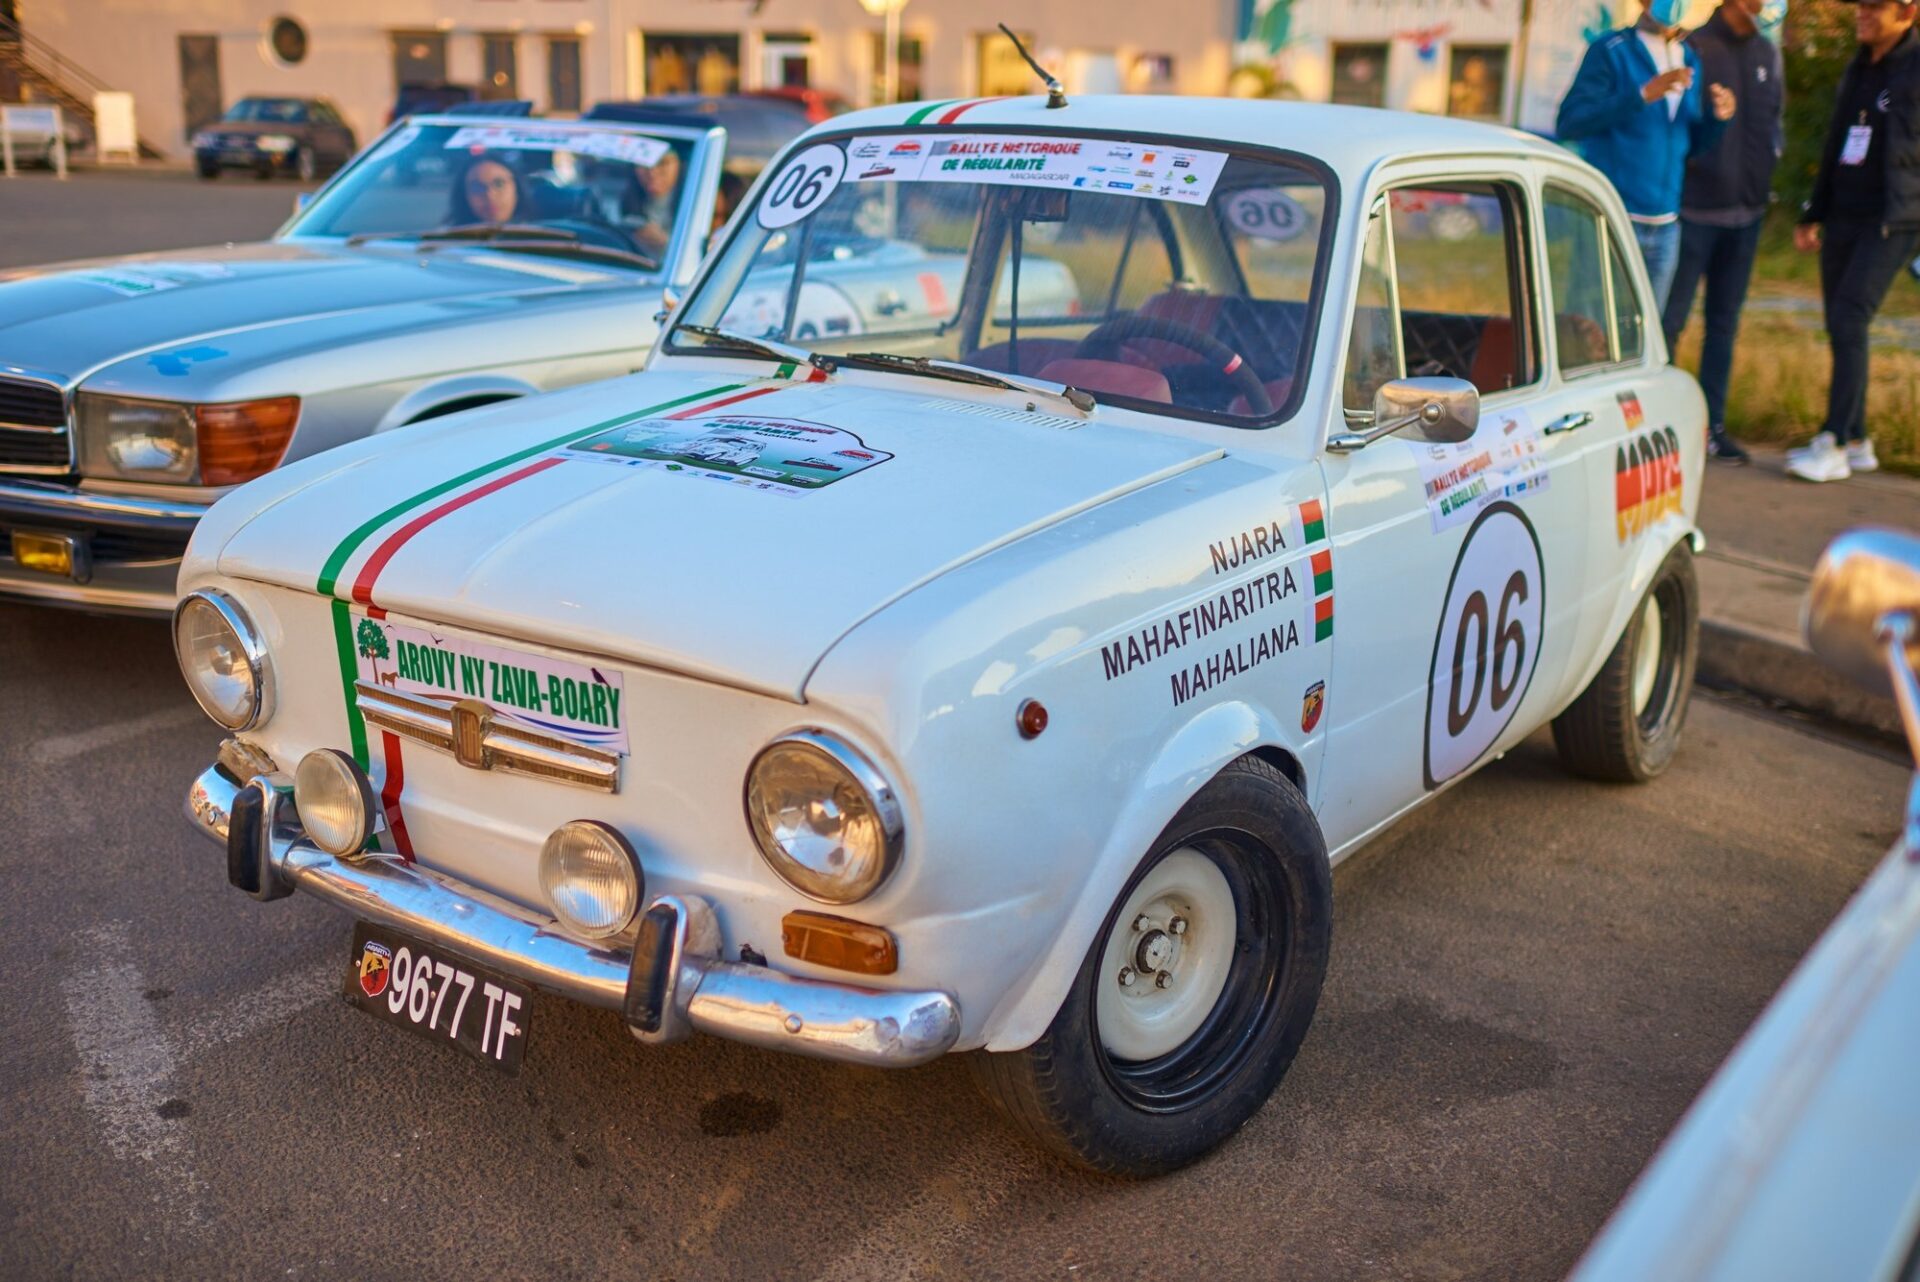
0, 478, 210, 525
182, 765, 962, 1067
0, 569, 177, 613
354, 681, 621, 793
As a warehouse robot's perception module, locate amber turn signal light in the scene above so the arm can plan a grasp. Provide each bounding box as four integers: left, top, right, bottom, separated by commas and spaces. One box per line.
196, 396, 300, 486
781, 910, 898, 976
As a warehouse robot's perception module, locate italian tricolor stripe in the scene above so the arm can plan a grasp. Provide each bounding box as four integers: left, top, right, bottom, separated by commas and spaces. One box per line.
318, 376, 794, 857
904, 100, 960, 125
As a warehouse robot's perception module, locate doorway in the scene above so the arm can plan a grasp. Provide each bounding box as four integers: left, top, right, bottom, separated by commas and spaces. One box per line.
177, 34, 222, 140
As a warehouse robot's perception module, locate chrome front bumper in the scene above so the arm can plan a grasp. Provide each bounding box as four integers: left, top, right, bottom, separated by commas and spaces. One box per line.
185, 764, 961, 1068
0, 479, 206, 614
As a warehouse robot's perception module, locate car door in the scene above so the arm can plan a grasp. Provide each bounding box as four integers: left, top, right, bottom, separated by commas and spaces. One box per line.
1536, 176, 1677, 678
1314, 170, 1592, 854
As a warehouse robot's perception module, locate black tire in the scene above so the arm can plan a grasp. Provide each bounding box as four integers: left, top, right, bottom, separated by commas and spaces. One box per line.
195, 158, 219, 180
1552, 541, 1698, 782
969, 756, 1332, 1176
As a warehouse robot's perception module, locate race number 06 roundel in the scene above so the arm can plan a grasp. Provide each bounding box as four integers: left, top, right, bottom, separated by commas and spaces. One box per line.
757, 142, 847, 230
1424, 501, 1545, 789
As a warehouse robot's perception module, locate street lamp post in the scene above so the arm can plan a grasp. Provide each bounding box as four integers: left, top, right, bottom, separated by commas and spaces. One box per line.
858, 0, 909, 105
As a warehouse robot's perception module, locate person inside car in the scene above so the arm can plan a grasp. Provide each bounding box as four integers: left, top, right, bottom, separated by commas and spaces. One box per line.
617, 147, 684, 255
448, 154, 527, 226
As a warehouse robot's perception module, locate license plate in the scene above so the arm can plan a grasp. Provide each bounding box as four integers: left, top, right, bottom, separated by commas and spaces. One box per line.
343, 922, 531, 1074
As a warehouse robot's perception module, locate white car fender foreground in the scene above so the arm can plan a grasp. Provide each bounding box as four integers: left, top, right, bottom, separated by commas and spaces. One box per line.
173, 94, 1707, 1175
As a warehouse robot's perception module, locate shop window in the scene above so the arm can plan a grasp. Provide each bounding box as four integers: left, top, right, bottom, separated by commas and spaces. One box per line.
482, 33, 517, 101
391, 31, 447, 88
644, 32, 741, 95
547, 36, 582, 114
868, 31, 924, 103
977, 29, 1036, 97
1447, 45, 1508, 120
1331, 43, 1388, 109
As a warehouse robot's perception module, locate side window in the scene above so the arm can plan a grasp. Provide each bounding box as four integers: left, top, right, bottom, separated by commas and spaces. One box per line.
1607, 230, 1646, 362
1544, 184, 1633, 373
1342, 202, 1399, 411
1341, 180, 1533, 412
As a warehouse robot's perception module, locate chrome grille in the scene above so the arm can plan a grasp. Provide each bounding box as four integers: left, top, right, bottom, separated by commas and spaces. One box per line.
0, 375, 71, 473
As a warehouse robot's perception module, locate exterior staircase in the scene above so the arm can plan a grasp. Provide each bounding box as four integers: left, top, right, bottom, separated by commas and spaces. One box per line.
0, 13, 163, 158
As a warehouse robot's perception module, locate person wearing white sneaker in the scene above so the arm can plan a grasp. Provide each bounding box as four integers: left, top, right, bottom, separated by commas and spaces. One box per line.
1786, 430, 1853, 482
1793, 0, 1920, 483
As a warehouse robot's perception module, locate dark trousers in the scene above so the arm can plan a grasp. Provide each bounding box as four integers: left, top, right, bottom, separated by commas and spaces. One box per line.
1817, 218, 1920, 444
1660, 217, 1764, 430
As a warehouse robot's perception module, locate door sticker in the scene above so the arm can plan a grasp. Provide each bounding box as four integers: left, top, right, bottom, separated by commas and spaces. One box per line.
1424, 502, 1544, 789
1415, 407, 1548, 534
1615, 425, 1683, 544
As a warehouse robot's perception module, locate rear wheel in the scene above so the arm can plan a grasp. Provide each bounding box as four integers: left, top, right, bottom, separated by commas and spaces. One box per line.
969, 756, 1331, 1176
1552, 542, 1698, 782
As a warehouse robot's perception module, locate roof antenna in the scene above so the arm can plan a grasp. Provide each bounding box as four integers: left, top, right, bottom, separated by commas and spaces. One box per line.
998, 23, 1068, 108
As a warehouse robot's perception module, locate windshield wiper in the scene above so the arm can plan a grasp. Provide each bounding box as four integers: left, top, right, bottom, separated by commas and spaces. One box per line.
835, 353, 1095, 414
346, 224, 659, 271
675, 324, 823, 369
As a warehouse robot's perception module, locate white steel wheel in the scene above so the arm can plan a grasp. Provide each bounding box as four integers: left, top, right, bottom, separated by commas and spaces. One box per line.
1095, 847, 1237, 1061
1630, 595, 1663, 718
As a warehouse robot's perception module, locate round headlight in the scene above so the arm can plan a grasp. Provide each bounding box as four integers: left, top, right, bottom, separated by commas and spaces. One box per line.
173, 590, 270, 730
744, 731, 904, 904
294, 749, 377, 857
540, 821, 643, 940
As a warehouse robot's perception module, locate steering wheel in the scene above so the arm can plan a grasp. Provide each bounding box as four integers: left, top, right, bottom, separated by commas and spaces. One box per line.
1074, 314, 1274, 417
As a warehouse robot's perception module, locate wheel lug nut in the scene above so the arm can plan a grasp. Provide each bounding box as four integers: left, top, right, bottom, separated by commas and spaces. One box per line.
1132, 914, 1153, 933
1118, 967, 1137, 987
1169, 916, 1188, 936
1156, 971, 1173, 989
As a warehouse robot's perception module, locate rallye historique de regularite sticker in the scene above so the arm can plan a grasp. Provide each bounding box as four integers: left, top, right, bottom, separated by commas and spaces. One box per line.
562, 414, 893, 496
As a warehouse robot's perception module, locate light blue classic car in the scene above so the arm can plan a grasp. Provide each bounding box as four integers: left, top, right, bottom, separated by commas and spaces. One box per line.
0, 113, 727, 614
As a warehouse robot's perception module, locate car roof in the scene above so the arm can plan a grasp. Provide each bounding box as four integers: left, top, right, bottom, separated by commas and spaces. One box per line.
811, 94, 1563, 177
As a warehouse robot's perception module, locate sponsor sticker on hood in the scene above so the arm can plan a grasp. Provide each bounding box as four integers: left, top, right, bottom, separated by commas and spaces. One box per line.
845, 134, 1228, 206
563, 414, 893, 496
444, 124, 670, 168
65, 260, 234, 296
352, 612, 630, 754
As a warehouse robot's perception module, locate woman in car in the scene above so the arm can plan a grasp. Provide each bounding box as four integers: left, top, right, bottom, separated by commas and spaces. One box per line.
447, 154, 528, 226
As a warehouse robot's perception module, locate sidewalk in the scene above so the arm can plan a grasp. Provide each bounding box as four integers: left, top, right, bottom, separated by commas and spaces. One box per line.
1695, 447, 1917, 741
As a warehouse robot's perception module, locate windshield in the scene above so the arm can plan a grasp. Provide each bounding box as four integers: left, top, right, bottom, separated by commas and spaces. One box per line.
674, 129, 1332, 424
289, 121, 695, 266
227, 98, 310, 123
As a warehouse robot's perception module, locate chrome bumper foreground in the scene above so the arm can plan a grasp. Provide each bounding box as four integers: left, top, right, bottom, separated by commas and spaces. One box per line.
185, 765, 961, 1068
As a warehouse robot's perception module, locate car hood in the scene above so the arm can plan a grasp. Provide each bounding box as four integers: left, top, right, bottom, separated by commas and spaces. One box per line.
0, 241, 627, 381
211, 369, 1225, 700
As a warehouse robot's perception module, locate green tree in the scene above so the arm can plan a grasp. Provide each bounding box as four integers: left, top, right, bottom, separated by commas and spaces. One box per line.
356, 618, 390, 662
1779, 0, 1857, 215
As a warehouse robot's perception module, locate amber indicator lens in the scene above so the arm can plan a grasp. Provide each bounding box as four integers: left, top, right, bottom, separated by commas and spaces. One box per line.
196, 396, 300, 486
781, 911, 898, 976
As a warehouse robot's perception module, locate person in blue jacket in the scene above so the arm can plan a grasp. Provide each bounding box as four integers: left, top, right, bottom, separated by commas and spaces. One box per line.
1557, 0, 1739, 308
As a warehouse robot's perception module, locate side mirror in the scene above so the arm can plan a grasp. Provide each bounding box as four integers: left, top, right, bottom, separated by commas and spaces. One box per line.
1328, 377, 1479, 452
653, 285, 681, 326
1805, 527, 1920, 766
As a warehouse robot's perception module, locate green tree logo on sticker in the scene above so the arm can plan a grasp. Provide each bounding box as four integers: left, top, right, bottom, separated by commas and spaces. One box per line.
356, 618, 390, 662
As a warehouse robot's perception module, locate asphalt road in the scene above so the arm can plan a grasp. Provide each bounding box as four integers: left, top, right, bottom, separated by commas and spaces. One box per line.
0, 169, 296, 269
0, 599, 1908, 1280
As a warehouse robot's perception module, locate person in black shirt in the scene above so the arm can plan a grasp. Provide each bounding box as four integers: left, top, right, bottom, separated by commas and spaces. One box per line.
1791, 0, 1920, 481
1661, 0, 1783, 464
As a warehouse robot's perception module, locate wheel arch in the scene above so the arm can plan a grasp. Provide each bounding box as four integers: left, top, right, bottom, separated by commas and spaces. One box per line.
980, 697, 1311, 1052
1563, 529, 1697, 711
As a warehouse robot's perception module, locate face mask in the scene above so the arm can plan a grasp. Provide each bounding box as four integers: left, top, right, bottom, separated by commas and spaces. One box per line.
1646, 0, 1688, 27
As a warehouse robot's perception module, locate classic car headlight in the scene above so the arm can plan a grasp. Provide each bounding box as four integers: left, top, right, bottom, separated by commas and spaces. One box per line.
540, 821, 643, 940
172, 589, 272, 730
744, 731, 904, 904
75, 392, 299, 486
255, 134, 295, 153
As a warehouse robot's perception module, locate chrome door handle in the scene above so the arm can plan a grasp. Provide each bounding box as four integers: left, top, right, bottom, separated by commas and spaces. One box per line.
1543, 411, 1594, 435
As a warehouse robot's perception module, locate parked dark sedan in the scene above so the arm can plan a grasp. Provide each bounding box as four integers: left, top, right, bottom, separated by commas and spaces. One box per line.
191, 97, 357, 181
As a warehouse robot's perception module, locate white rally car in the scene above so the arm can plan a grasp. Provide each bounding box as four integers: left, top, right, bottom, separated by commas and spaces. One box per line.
176, 94, 1705, 1175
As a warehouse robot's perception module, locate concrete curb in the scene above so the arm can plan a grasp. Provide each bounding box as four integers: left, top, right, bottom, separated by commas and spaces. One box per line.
1697, 616, 1905, 744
